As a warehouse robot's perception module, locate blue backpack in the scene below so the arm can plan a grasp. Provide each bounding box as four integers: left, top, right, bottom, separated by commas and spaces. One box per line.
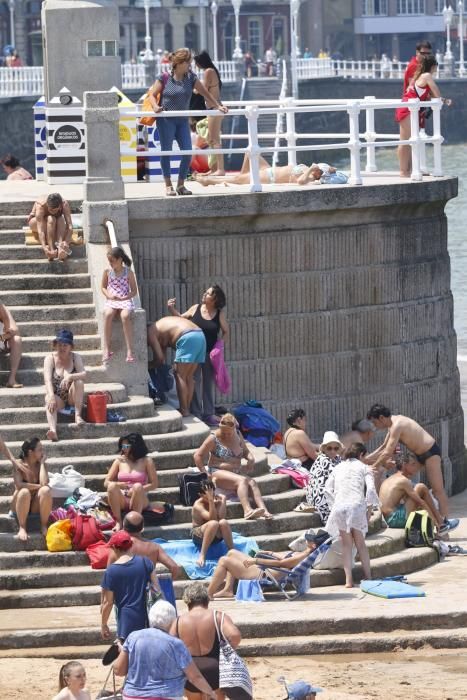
233, 404, 280, 447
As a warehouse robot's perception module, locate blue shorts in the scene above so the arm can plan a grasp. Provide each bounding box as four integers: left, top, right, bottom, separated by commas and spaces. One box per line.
174, 330, 206, 364
386, 504, 408, 528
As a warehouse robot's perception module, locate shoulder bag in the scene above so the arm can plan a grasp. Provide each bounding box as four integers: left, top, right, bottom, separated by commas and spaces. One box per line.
214, 610, 253, 699
140, 72, 169, 126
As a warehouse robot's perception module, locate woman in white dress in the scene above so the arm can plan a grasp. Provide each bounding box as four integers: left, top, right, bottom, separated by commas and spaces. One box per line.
324, 442, 379, 588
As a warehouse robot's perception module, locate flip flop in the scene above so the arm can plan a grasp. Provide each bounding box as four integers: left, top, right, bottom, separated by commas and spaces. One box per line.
244, 508, 265, 520
6, 383, 23, 389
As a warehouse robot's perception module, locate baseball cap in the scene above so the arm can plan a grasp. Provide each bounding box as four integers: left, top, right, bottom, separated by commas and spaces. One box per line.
108, 530, 133, 550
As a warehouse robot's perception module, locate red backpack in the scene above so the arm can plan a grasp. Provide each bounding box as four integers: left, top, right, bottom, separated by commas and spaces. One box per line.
72, 514, 104, 551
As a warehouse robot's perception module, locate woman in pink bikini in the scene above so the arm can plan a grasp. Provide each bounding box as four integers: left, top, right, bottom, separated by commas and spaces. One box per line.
105, 433, 158, 529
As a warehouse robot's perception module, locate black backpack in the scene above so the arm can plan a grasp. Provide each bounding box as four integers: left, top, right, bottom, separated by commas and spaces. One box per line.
178, 472, 208, 506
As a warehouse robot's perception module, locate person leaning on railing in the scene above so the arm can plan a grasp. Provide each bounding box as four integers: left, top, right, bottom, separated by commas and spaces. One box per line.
147, 47, 228, 197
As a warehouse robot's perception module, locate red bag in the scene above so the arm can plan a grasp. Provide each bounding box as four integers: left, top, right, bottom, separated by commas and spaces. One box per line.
72, 514, 104, 550
86, 540, 111, 569
87, 392, 109, 424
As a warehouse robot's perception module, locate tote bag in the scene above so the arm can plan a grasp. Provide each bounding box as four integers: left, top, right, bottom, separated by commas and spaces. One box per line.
214, 611, 253, 698
48, 465, 85, 497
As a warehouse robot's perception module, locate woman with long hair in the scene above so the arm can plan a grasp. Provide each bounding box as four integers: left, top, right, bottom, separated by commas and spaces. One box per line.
52, 661, 90, 700
194, 51, 225, 176
395, 54, 451, 177
147, 48, 228, 197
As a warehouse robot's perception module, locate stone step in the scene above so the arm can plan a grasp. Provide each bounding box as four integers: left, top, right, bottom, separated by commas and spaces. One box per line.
0, 348, 102, 372
0, 363, 113, 386
0, 543, 436, 611
19, 334, 101, 354
0, 273, 91, 291
2, 244, 86, 260
0, 200, 81, 216
0, 230, 33, 244
0, 473, 292, 515
0, 447, 196, 477
11, 319, 98, 339
0, 415, 209, 459
0, 259, 89, 275
7, 304, 96, 323
0, 382, 127, 409
0, 411, 184, 444
0, 215, 31, 230
0, 394, 154, 428
0, 288, 93, 306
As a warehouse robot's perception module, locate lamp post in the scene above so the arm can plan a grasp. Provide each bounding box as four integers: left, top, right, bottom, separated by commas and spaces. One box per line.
8, 0, 15, 48
459, 0, 465, 76
211, 0, 218, 62
232, 0, 242, 59
142, 0, 154, 61
199, 0, 207, 51
290, 0, 301, 99
443, 2, 454, 75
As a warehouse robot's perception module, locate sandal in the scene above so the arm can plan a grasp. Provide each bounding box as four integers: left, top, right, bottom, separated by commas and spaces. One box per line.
102, 352, 114, 364
244, 508, 265, 520
126, 354, 135, 363
176, 185, 193, 196
6, 382, 23, 389
166, 186, 176, 197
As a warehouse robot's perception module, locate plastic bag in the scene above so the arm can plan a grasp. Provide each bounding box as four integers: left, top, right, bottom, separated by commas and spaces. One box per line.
46, 519, 73, 552
48, 465, 85, 498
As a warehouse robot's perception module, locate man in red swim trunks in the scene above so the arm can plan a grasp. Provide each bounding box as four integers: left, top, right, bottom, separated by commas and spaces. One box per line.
403, 39, 432, 93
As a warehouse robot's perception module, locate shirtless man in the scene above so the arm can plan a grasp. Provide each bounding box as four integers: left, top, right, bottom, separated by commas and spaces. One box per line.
27, 192, 73, 261
192, 479, 233, 567
0, 304, 23, 388
283, 408, 318, 468
147, 317, 206, 416
367, 403, 450, 520
379, 453, 458, 533
0, 435, 52, 540
107, 511, 180, 577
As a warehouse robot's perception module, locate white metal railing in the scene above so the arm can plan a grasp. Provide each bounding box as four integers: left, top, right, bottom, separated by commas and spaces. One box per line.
117, 96, 444, 191
153, 58, 238, 84
296, 57, 466, 80
121, 62, 147, 89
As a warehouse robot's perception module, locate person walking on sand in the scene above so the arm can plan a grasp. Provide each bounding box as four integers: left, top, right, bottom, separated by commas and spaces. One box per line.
379, 453, 458, 532
324, 442, 379, 588
0, 303, 23, 388
101, 246, 138, 364
0, 435, 52, 541
147, 316, 206, 417
27, 192, 73, 261
192, 479, 234, 568
367, 403, 452, 521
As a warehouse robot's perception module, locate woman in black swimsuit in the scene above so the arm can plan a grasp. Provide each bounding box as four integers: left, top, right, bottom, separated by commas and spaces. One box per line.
171, 581, 243, 700
283, 408, 319, 469
167, 285, 229, 426
43, 329, 87, 442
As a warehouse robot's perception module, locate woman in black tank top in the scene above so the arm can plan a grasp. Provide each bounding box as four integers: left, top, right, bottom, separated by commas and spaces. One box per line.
167, 285, 229, 425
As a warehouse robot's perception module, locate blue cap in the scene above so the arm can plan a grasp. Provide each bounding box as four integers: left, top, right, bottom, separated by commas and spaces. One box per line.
54, 329, 74, 345
287, 681, 322, 699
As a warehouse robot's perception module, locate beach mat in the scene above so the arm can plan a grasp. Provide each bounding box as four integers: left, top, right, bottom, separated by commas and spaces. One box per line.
360, 578, 425, 599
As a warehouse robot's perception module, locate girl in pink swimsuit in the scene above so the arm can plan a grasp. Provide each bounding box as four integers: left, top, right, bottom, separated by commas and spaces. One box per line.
101, 246, 138, 364
105, 433, 158, 529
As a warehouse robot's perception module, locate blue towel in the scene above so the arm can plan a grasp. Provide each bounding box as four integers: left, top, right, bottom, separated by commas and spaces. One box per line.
154, 533, 258, 579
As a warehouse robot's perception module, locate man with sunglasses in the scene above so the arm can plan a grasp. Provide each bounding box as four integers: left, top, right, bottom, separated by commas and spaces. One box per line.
403, 40, 432, 93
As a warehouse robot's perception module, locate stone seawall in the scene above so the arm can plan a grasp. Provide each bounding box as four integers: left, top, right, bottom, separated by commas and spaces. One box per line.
127, 176, 466, 493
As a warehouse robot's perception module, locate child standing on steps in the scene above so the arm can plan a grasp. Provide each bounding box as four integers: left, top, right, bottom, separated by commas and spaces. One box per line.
101, 246, 137, 364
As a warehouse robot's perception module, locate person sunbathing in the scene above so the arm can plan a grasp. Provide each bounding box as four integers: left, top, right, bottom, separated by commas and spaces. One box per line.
192, 479, 234, 567
194, 153, 348, 187
207, 534, 319, 599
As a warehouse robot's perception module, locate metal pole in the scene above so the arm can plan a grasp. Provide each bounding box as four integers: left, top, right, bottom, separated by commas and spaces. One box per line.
8, 0, 15, 48
459, 1, 465, 76
143, 0, 153, 61
211, 1, 218, 62
290, 0, 300, 100
199, 2, 207, 50
232, 0, 242, 59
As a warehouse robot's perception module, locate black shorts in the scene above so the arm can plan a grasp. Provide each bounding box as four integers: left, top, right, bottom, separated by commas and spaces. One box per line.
191, 526, 223, 548
416, 442, 441, 464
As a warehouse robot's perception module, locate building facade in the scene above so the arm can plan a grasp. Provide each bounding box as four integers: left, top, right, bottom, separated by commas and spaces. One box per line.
0, 0, 461, 65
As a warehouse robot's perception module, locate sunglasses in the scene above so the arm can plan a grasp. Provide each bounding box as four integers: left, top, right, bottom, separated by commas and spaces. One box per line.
324, 445, 340, 451
220, 421, 235, 427
418, 51, 431, 55
121, 443, 131, 449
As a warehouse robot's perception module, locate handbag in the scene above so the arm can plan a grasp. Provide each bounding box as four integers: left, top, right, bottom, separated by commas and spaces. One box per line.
95, 666, 123, 700
214, 611, 253, 698
86, 540, 111, 569
86, 392, 110, 424
48, 465, 86, 498
140, 72, 169, 126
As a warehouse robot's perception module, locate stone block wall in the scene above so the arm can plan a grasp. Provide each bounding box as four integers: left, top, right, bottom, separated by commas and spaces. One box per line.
127, 176, 466, 493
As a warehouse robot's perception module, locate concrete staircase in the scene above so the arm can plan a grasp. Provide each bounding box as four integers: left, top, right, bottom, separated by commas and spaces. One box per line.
244, 78, 283, 158
0, 199, 440, 655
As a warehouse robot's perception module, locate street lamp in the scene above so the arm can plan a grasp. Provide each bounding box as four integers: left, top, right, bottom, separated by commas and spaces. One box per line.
232, 0, 242, 60
290, 0, 301, 99
459, 0, 465, 76
211, 0, 218, 62
443, 3, 454, 63
8, 0, 15, 48
142, 0, 154, 61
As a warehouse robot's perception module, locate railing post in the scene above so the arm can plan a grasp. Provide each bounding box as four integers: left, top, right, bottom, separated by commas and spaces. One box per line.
347, 100, 362, 185
432, 98, 444, 177
285, 97, 297, 167
245, 105, 262, 193
408, 98, 422, 182
419, 127, 428, 175
364, 96, 377, 172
